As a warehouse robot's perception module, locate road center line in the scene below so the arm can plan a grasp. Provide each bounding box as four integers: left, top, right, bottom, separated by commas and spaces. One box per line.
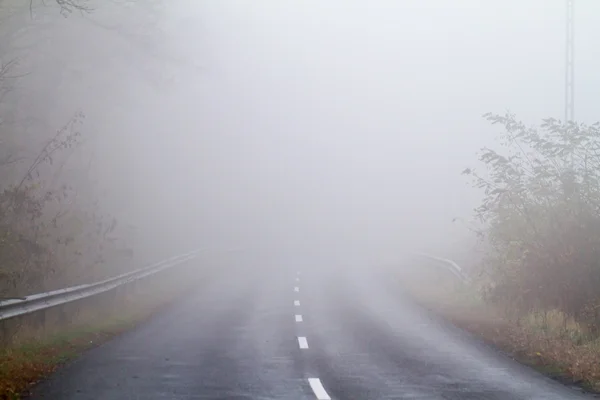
295, 314, 303, 322
308, 378, 331, 400
294, 300, 300, 306
298, 336, 309, 349
294, 287, 299, 292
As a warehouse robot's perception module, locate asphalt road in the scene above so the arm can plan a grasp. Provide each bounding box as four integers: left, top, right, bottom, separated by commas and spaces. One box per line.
30, 262, 594, 399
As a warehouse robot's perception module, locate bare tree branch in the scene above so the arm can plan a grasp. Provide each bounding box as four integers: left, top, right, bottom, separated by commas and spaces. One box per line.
27, 0, 94, 18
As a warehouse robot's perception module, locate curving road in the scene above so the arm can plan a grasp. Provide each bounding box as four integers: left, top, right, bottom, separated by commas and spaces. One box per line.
30, 262, 594, 399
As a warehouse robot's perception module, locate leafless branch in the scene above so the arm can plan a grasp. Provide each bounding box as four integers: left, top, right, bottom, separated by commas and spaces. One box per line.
28, 0, 94, 18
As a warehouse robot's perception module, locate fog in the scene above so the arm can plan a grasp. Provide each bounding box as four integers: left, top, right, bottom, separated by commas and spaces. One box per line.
4, 0, 600, 268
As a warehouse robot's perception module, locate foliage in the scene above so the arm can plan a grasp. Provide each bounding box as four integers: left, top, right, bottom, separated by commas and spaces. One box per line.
0, 1, 137, 298
0, 111, 130, 297
464, 112, 600, 330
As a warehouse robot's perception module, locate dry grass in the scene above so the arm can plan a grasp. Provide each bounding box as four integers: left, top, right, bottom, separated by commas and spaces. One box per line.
0, 316, 142, 399
0, 261, 211, 399
395, 263, 600, 394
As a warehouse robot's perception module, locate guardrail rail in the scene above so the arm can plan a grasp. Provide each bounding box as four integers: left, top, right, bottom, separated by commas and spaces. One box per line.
0, 249, 201, 322
416, 252, 471, 284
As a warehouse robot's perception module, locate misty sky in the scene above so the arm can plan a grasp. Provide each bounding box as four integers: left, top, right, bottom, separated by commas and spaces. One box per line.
5, 0, 599, 260
159, 0, 600, 256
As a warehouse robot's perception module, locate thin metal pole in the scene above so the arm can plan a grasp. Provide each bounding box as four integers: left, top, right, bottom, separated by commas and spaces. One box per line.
565, 0, 575, 122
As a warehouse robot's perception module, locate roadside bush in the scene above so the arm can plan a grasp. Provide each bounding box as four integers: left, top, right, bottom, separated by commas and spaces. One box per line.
0, 3, 138, 299
0, 112, 132, 298
464, 113, 600, 331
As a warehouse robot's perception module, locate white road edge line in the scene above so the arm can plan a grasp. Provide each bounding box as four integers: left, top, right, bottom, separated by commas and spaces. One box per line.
294, 287, 299, 292
295, 314, 303, 322
294, 300, 300, 306
308, 378, 331, 400
298, 336, 309, 349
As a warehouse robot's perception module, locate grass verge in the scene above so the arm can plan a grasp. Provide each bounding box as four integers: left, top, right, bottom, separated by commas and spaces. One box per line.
1, 314, 143, 399
395, 263, 600, 395
0, 261, 211, 400
0, 300, 174, 400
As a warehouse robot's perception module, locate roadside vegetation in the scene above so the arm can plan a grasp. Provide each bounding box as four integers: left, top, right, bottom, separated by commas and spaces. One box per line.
0, 0, 135, 299
464, 113, 600, 329
0, 261, 207, 399
402, 112, 600, 393
0, 2, 179, 398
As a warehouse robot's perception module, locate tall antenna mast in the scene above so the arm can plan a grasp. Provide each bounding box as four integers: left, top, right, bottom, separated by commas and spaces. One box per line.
565, 0, 575, 122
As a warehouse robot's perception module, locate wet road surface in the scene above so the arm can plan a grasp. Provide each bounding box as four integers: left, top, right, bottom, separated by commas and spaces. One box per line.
30, 262, 594, 399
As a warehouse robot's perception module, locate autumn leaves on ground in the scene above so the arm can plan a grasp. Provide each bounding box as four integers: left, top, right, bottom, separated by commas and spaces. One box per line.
0, 262, 205, 399
0, 320, 134, 399
400, 113, 600, 394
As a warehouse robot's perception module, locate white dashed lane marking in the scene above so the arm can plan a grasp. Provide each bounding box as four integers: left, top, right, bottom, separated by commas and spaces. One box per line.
293, 272, 328, 399
308, 378, 331, 400
298, 336, 309, 349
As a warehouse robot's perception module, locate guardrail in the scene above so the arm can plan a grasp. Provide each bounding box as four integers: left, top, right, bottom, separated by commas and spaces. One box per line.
0, 249, 201, 322
416, 253, 471, 284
